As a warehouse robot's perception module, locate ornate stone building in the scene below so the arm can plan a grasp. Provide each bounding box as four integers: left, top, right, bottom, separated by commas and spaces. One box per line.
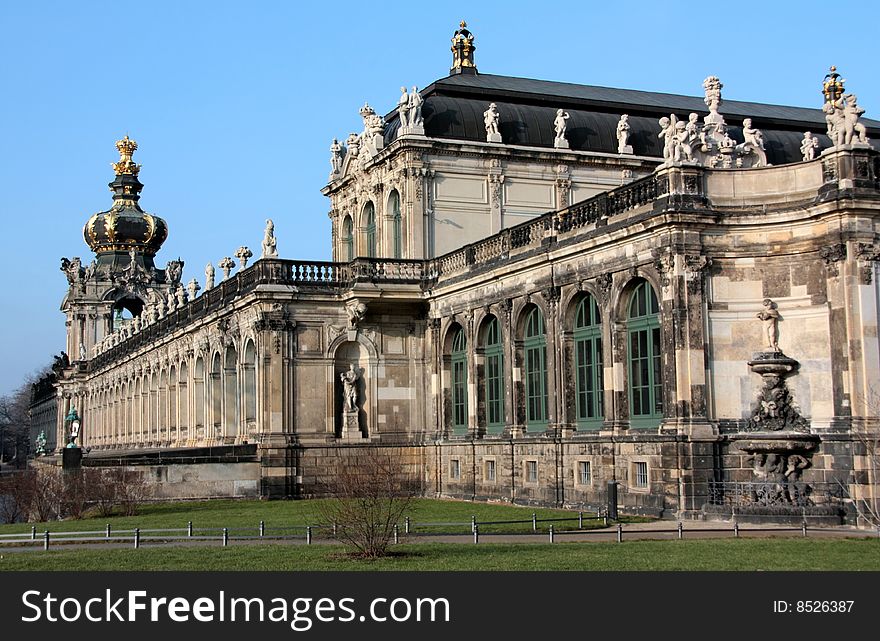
38, 27, 880, 520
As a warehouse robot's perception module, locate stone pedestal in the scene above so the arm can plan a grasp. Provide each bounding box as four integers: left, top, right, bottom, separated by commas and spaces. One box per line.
340, 409, 362, 440
487, 132, 502, 144
399, 124, 425, 137
618, 144, 633, 154
62, 447, 82, 470
554, 137, 569, 149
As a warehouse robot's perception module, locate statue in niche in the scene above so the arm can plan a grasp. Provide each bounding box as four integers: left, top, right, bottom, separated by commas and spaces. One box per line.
616, 114, 632, 153
800, 132, 819, 161
756, 298, 780, 352
842, 94, 869, 145
340, 364, 361, 412
553, 109, 570, 148
205, 263, 215, 290
741, 118, 768, 167
330, 138, 343, 175
262, 219, 278, 258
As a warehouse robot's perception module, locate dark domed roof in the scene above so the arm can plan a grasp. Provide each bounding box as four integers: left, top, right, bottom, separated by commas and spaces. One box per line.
83, 137, 168, 260
384, 73, 880, 166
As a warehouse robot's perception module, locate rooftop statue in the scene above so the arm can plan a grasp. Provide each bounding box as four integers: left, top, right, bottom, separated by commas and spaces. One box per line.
553, 109, 570, 149
261, 219, 278, 258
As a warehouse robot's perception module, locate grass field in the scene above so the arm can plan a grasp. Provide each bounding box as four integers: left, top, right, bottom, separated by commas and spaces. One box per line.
0, 498, 627, 537
1, 539, 878, 571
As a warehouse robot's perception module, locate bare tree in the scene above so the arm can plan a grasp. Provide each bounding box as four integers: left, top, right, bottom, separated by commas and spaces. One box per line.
317, 447, 420, 558
0, 472, 34, 524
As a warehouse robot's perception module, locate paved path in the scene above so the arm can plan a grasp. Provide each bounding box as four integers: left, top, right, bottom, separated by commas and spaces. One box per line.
1, 520, 876, 554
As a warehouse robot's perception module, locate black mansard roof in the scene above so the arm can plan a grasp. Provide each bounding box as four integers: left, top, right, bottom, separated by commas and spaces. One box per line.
384, 73, 880, 166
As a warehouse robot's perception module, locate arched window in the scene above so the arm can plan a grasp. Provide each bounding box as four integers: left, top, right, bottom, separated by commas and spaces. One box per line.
342, 216, 354, 261
524, 307, 548, 429
243, 340, 257, 428
451, 328, 468, 434
482, 317, 504, 433
194, 357, 205, 436
389, 190, 402, 258
364, 202, 376, 258
574, 294, 603, 428
627, 280, 662, 427
211, 353, 222, 436
224, 345, 238, 438
178, 362, 189, 436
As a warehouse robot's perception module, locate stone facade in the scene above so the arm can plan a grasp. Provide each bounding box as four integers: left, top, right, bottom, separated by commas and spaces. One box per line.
41, 28, 880, 522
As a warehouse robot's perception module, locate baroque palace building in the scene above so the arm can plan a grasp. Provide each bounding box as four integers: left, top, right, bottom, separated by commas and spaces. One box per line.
34, 24, 880, 520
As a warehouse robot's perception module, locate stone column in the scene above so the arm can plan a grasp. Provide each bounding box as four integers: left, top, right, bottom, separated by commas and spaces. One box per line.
543, 287, 561, 433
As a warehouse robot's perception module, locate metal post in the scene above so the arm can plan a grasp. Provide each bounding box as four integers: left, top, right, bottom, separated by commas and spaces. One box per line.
549, 525, 555, 544
734, 522, 739, 538
393, 524, 399, 544
603, 514, 608, 527
43, 530, 49, 551
802, 521, 807, 538
106, 524, 111, 539
332, 521, 337, 537
473, 524, 479, 545
259, 520, 264, 538
187, 521, 193, 537
405, 516, 410, 535
616, 523, 623, 543
306, 526, 312, 545
134, 528, 140, 549
578, 512, 583, 529
31, 525, 36, 540
223, 528, 229, 547
677, 522, 683, 540
471, 515, 476, 533
532, 513, 537, 532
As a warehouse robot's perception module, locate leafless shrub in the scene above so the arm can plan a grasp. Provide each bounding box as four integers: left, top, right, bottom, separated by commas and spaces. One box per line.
29, 467, 62, 522
113, 468, 152, 516
0, 471, 34, 524
317, 447, 419, 558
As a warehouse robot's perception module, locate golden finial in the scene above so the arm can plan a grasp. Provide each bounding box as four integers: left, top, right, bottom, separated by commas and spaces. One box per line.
822, 66, 845, 104
460, 20, 467, 28
451, 20, 477, 74
112, 135, 141, 176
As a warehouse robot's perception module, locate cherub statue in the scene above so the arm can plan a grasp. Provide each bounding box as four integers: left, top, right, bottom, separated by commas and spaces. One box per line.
800, 131, 819, 161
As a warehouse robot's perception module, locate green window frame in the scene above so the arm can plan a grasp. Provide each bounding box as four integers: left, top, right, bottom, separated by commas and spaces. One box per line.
364, 203, 376, 258
389, 190, 402, 259
451, 328, 468, 434
342, 216, 353, 261
483, 317, 505, 433
574, 294, 604, 429
627, 280, 663, 428
524, 307, 548, 430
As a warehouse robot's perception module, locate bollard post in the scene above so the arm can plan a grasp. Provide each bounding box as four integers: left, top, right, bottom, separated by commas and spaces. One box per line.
44, 530, 49, 551
332, 521, 337, 537
306, 526, 312, 545
259, 520, 264, 538
223, 528, 229, 547
134, 528, 140, 549
405, 516, 410, 535
532, 513, 537, 532
31, 525, 36, 540
578, 512, 583, 529
106, 524, 111, 539
188, 521, 193, 538
471, 515, 476, 533
549, 525, 554, 544
677, 522, 683, 540
616, 523, 623, 543
802, 521, 807, 538
473, 524, 479, 545
393, 524, 399, 545
603, 514, 608, 527
734, 522, 739, 538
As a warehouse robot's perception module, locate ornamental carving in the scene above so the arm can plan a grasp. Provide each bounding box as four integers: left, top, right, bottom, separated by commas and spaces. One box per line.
819, 243, 847, 277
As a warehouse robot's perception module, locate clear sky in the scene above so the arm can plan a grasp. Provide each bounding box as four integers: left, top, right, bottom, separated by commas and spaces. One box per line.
0, 0, 877, 395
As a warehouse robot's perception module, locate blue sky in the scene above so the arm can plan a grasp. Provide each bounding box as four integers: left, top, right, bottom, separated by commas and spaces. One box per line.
0, 0, 877, 395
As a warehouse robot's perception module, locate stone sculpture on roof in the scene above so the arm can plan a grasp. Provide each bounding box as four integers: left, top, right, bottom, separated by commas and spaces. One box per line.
484, 103, 501, 143
553, 109, 570, 149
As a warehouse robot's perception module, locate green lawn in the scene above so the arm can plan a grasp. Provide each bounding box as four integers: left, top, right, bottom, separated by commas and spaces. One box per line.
1, 539, 877, 571
0, 498, 620, 537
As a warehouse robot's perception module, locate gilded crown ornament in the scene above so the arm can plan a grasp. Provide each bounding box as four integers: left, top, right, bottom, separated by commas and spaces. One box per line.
450, 20, 476, 74
822, 66, 845, 103
112, 135, 141, 176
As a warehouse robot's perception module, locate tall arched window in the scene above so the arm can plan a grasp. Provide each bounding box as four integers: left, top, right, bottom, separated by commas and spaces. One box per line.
574, 294, 603, 429
482, 316, 504, 433
364, 202, 376, 258
194, 357, 205, 437
224, 345, 238, 439
342, 216, 354, 261
524, 307, 548, 429
451, 328, 468, 434
211, 353, 222, 436
389, 190, 402, 258
243, 340, 257, 428
627, 280, 662, 427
